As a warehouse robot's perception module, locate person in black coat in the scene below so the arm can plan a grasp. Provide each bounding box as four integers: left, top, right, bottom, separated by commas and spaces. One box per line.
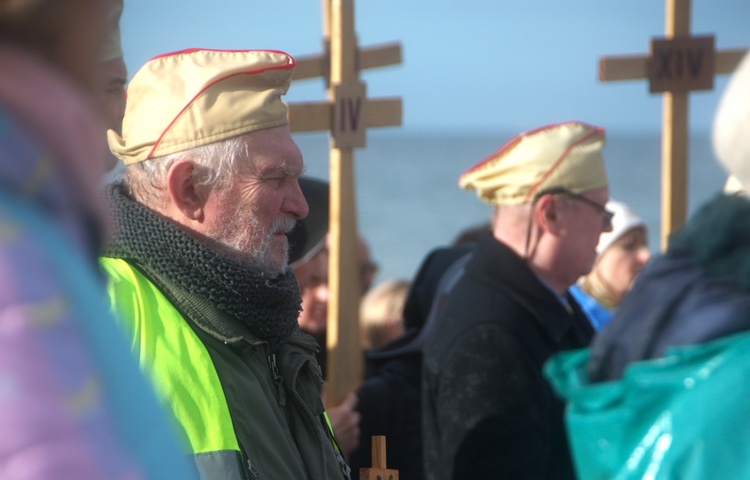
422, 121, 612, 480
347, 244, 473, 480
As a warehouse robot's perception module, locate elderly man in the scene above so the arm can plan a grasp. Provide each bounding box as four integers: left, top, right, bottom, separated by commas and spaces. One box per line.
422, 121, 612, 480
100, 49, 350, 480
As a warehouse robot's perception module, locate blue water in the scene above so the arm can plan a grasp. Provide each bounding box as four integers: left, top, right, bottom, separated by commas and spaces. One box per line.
293, 128, 728, 285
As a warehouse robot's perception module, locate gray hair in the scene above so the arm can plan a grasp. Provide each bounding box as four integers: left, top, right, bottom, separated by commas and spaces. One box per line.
123, 136, 248, 209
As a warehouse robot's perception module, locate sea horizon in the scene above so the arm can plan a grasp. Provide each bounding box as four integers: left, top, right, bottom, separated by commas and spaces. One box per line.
293, 127, 728, 285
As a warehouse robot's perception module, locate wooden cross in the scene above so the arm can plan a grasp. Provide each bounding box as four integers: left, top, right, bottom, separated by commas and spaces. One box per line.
286, 0, 402, 406
359, 436, 399, 480
598, 0, 747, 250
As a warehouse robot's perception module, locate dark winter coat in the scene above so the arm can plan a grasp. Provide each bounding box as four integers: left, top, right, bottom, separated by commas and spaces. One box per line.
422, 232, 594, 480
348, 245, 473, 480
348, 332, 423, 480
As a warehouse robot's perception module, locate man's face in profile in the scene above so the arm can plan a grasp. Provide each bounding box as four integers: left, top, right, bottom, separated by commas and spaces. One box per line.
95, 56, 127, 170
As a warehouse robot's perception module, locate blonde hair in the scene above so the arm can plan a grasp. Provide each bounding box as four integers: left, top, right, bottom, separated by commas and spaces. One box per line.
359, 279, 410, 350
579, 268, 617, 310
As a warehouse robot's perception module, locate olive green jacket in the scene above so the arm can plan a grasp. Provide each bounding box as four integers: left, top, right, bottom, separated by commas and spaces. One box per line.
101, 257, 349, 480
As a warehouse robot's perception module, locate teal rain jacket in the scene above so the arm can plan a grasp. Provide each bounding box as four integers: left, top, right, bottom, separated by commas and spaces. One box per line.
545, 330, 750, 480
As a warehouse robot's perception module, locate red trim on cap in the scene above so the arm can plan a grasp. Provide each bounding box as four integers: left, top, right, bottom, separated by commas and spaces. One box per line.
458, 131, 525, 186
144, 49, 296, 159
458, 121, 604, 198
459, 122, 571, 182
147, 47, 295, 62
523, 122, 603, 202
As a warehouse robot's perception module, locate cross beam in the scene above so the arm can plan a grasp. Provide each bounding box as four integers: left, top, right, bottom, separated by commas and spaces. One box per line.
288, 97, 402, 132
288, 40, 403, 135
293, 42, 402, 81
598, 0, 747, 250
599, 48, 746, 82
287, 0, 402, 407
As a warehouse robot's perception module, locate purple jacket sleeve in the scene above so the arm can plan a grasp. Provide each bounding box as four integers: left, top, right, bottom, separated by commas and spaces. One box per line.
0, 233, 142, 480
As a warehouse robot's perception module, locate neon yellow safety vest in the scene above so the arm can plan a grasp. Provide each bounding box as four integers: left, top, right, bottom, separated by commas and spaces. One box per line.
100, 257, 349, 480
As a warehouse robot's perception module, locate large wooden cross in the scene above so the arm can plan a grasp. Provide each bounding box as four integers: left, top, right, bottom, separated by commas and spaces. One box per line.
287, 0, 402, 406
598, 0, 747, 250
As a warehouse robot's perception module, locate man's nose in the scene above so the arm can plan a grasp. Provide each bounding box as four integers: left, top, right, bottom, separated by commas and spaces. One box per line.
287, 179, 309, 220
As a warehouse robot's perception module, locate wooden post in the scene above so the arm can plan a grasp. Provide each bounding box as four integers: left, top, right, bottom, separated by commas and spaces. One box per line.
661, 0, 690, 254
359, 435, 399, 480
598, 0, 747, 250
286, 0, 402, 406
327, 0, 361, 408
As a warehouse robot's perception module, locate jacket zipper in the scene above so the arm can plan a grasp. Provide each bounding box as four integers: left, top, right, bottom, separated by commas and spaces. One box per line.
267, 353, 287, 406
246, 457, 261, 479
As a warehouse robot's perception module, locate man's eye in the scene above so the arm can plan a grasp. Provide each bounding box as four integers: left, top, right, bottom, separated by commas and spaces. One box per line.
266, 177, 285, 187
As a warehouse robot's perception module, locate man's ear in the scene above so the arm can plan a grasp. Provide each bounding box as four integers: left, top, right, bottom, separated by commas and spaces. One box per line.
535, 194, 564, 235
166, 159, 207, 222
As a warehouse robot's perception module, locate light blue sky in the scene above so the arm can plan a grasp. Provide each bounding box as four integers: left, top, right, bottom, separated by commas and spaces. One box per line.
120, 1, 749, 135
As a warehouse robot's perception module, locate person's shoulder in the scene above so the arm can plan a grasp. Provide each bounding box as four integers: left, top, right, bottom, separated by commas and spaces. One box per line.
428, 266, 525, 340
99, 257, 154, 293
99, 256, 130, 277
425, 315, 527, 375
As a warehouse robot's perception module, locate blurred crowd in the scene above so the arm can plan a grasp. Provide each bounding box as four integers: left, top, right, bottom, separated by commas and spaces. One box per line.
3, 1, 750, 479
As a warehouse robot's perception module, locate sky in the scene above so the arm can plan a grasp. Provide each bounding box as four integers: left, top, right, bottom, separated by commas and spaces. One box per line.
119, 0, 750, 135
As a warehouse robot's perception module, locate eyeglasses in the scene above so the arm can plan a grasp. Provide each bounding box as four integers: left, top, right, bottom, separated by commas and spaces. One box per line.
535, 188, 614, 227
566, 193, 614, 226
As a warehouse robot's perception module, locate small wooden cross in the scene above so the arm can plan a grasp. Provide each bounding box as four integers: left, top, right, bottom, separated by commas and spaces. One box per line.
359, 436, 399, 480
286, 0, 402, 407
598, 0, 747, 250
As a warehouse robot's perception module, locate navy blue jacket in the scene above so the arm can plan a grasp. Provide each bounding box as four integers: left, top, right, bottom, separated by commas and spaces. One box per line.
589, 253, 750, 382
589, 194, 750, 382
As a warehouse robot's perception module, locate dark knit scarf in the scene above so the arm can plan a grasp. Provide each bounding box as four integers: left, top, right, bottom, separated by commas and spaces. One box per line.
103, 183, 301, 351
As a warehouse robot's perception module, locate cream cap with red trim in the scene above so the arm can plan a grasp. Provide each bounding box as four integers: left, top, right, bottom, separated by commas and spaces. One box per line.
459, 121, 609, 205
108, 48, 295, 164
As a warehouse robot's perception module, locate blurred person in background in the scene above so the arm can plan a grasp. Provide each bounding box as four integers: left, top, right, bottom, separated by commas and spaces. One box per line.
93, 0, 127, 172
359, 278, 409, 351
0, 0, 196, 478
349, 205, 491, 480
358, 236, 378, 295
546, 51, 750, 480
569, 199, 651, 331
289, 176, 361, 459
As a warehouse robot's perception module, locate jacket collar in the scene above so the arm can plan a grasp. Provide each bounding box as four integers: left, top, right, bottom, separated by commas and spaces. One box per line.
468, 232, 593, 344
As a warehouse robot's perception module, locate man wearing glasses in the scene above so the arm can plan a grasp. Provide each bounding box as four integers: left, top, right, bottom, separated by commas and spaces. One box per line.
422, 121, 612, 480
